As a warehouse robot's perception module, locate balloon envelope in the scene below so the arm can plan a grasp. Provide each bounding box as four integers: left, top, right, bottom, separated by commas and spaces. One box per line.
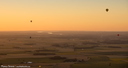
30, 20, 32, 22
106, 8, 109, 12
117, 34, 119, 36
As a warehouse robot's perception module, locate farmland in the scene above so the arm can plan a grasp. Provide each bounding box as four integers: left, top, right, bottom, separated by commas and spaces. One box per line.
0, 31, 128, 68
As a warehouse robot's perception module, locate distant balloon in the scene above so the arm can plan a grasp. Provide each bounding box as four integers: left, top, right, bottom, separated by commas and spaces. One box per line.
30, 36, 31, 39
106, 8, 109, 12
117, 34, 120, 36
30, 20, 32, 22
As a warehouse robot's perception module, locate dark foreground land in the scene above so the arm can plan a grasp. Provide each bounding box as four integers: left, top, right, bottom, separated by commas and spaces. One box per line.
0, 31, 128, 68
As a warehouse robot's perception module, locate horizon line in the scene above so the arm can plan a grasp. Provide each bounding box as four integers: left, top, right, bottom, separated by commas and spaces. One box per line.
0, 30, 128, 32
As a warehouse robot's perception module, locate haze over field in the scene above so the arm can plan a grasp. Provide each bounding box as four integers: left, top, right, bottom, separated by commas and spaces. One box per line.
0, 31, 128, 68
0, 0, 128, 31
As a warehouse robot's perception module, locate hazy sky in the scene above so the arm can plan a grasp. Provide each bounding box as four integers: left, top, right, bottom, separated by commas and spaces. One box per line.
0, 0, 128, 31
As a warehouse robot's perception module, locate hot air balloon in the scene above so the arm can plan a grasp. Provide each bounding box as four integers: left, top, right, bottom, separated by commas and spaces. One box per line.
30, 36, 32, 39
30, 20, 32, 22
117, 34, 120, 36
106, 8, 109, 12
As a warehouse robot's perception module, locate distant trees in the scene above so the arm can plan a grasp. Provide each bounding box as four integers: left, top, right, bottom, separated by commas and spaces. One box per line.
33, 53, 56, 55
52, 43, 75, 48
50, 56, 66, 60
102, 40, 128, 44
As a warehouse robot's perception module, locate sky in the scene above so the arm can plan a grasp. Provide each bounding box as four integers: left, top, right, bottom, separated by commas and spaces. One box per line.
0, 0, 128, 31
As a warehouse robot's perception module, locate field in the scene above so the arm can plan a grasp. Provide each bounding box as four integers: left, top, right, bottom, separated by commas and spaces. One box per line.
0, 31, 128, 68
